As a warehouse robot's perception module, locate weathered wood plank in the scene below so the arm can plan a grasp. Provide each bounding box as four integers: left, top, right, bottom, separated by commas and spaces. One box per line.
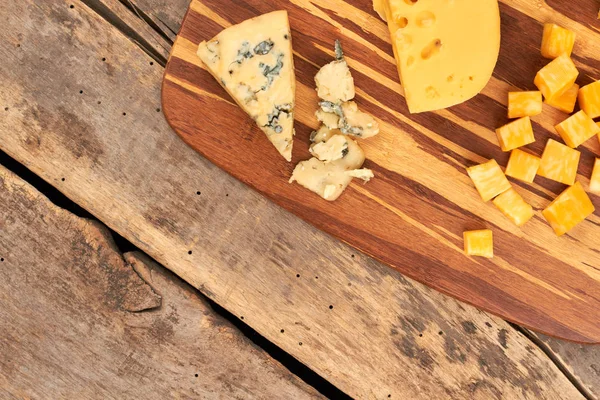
0, 165, 321, 399
0, 1, 586, 398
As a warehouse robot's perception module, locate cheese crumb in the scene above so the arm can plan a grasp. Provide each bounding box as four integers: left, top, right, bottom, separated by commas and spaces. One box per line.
346, 169, 374, 182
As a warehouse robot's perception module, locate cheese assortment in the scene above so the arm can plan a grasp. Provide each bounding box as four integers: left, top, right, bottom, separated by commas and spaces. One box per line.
197, 11, 296, 161
375, 0, 501, 113
290, 41, 376, 201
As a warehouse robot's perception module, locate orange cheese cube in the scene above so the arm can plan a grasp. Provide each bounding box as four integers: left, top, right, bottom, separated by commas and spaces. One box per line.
545, 83, 579, 113
538, 139, 580, 185
534, 54, 579, 100
508, 91, 543, 119
538, 139, 581, 185
541, 23, 576, 59
578, 81, 600, 119
543, 182, 595, 236
555, 111, 600, 148
464, 230, 494, 258
467, 159, 511, 202
590, 158, 600, 194
495, 117, 535, 152
505, 149, 541, 183
493, 188, 534, 227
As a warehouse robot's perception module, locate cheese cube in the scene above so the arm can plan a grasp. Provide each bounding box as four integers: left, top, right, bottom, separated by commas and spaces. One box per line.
543, 182, 595, 236
505, 149, 541, 183
508, 91, 543, 119
541, 23, 576, 59
464, 230, 494, 258
545, 83, 579, 113
578, 81, 600, 119
538, 139, 580, 185
493, 188, 534, 227
467, 159, 511, 202
590, 158, 600, 194
555, 111, 600, 148
534, 54, 579, 100
495, 117, 535, 152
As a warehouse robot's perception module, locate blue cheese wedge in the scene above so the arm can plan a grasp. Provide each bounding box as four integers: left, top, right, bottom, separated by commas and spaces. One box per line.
197, 11, 296, 161
290, 135, 367, 201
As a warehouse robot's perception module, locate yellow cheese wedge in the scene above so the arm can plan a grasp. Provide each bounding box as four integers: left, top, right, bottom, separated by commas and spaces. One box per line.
463, 230, 494, 258
377, 0, 501, 113
543, 182, 595, 236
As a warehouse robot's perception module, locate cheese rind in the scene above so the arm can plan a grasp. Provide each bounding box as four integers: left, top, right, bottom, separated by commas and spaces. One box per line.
543, 182, 595, 236
554, 111, 600, 148
379, 0, 501, 113
495, 117, 535, 152
467, 159, 511, 202
508, 92, 542, 119
493, 188, 534, 227
197, 11, 296, 161
463, 230, 494, 258
538, 139, 580, 186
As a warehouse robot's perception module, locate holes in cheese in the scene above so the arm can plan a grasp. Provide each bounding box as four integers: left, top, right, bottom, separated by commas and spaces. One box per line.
534, 54, 579, 101
538, 139, 580, 186
578, 81, 600, 119
541, 23, 576, 59
543, 182, 595, 236
554, 110, 600, 149
380, 0, 501, 113
590, 158, 600, 195
467, 159, 511, 202
505, 149, 540, 183
545, 83, 579, 114
507, 91, 542, 119
463, 230, 493, 258
493, 188, 534, 227
495, 117, 535, 152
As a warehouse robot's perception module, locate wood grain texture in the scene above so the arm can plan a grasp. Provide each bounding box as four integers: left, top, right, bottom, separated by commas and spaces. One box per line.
0, 165, 320, 400
0, 1, 589, 398
162, 0, 600, 343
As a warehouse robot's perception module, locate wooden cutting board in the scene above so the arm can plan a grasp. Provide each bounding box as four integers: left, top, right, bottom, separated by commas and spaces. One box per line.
162, 0, 600, 343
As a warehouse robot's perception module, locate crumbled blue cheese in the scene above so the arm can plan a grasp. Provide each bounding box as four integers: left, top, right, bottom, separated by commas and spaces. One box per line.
197, 11, 295, 161
346, 168, 374, 182
315, 41, 355, 103
318, 101, 379, 139
310, 134, 349, 162
289, 135, 365, 201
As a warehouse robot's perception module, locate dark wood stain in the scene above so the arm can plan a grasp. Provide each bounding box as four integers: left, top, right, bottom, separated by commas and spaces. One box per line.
162, 0, 600, 343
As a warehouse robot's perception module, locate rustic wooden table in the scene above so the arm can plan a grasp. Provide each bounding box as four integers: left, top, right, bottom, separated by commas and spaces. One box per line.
0, 1, 598, 399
